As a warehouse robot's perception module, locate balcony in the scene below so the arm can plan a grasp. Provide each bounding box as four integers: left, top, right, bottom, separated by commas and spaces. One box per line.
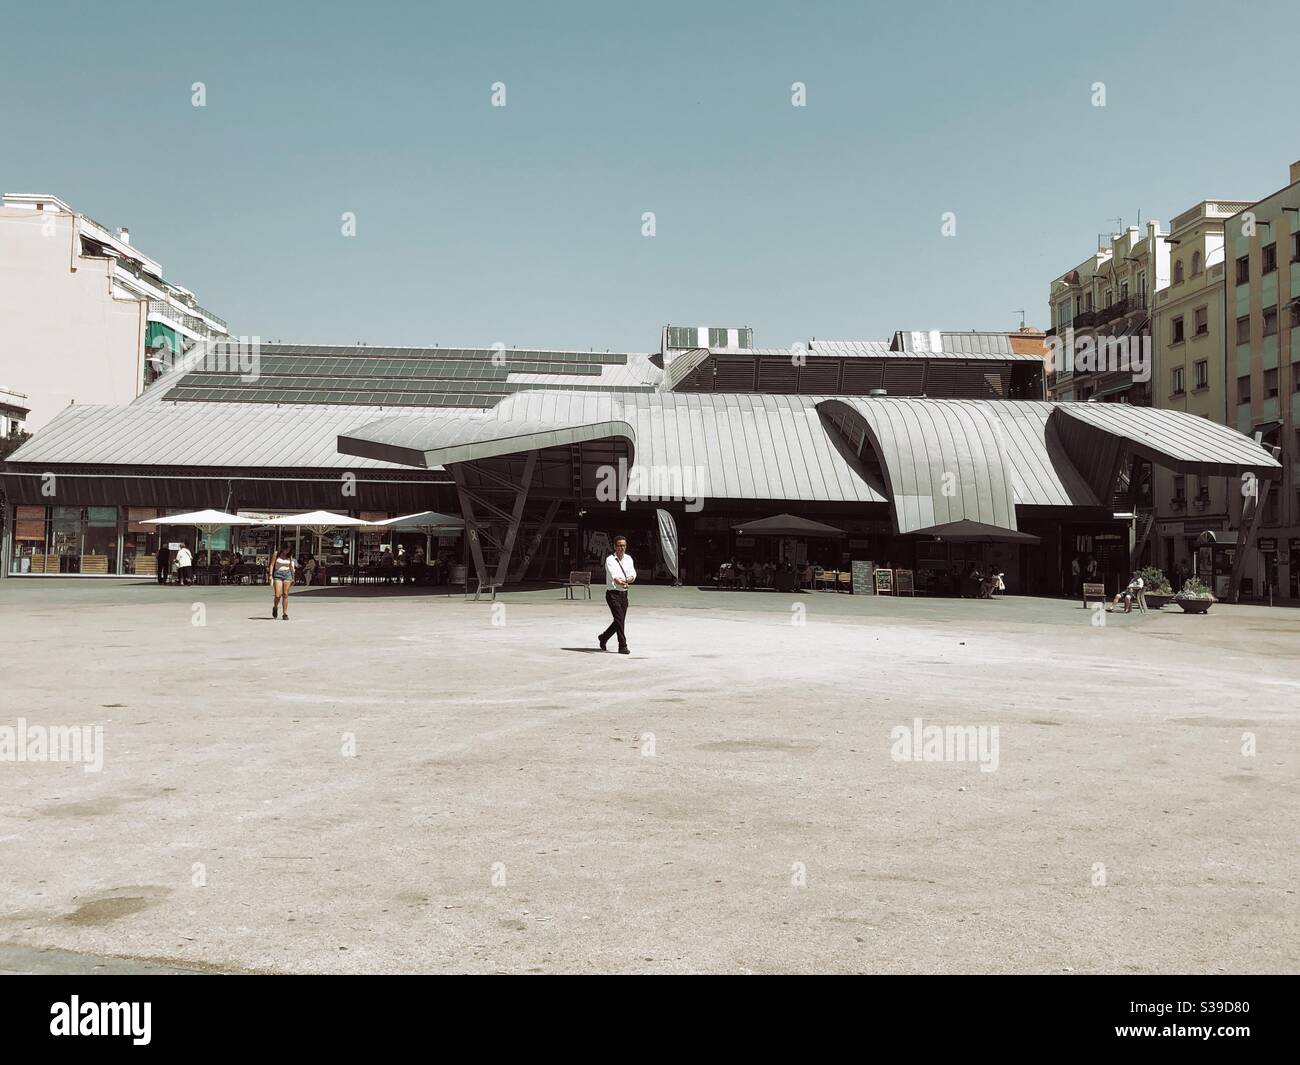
115, 259, 228, 332
147, 300, 226, 338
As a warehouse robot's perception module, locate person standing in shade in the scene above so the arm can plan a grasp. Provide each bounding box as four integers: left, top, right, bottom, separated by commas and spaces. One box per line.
598, 535, 636, 654
156, 543, 171, 585
174, 543, 193, 586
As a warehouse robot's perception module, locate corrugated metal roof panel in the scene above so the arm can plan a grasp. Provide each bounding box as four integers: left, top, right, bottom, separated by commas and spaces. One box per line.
7, 402, 422, 470
339, 392, 889, 504
815, 338, 1041, 362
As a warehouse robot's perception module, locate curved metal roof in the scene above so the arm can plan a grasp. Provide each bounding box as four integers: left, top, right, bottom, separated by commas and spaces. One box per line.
818, 398, 1019, 532
1052, 403, 1283, 478
339, 392, 890, 504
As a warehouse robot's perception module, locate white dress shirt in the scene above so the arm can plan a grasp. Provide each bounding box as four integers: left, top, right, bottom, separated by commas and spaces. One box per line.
605, 552, 636, 590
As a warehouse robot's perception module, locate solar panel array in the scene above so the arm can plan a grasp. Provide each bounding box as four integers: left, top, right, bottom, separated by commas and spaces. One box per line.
162, 344, 644, 408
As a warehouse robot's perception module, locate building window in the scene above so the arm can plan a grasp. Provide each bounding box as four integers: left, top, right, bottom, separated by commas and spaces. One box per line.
1173, 260, 1184, 284
1085, 293, 1093, 311
1194, 306, 1208, 335
1263, 306, 1278, 337
1265, 489, 1279, 525
1191, 250, 1202, 275
1171, 366, 1185, 395
1292, 232, 1300, 263
1262, 242, 1277, 274
1173, 475, 1185, 502
1238, 375, 1252, 404
1291, 301, 1300, 329
1265, 367, 1279, 398
1171, 316, 1185, 344
1237, 315, 1251, 345
1105, 289, 1113, 307
1236, 255, 1250, 284
708, 327, 729, 348
1194, 359, 1208, 390
1294, 362, 1300, 393
1121, 280, 1129, 301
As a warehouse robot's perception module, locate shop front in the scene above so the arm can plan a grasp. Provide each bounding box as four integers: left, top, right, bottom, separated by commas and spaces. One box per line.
9, 505, 124, 575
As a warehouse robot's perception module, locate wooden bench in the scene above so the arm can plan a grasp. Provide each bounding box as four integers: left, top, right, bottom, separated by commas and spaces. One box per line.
1081, 581, 1106, 606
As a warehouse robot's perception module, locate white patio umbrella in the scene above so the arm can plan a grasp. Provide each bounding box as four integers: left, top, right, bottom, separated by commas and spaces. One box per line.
142, 509, 256, 565
370, 511, 465, 563
259, 510, 372, 564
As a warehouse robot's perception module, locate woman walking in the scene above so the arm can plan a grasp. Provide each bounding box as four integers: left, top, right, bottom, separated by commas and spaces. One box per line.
268, 544, 297, 620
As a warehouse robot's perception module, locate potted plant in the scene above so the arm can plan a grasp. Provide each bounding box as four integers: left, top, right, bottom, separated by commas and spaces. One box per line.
1174, 576, 1215, 614
1137, 565, 1174, 609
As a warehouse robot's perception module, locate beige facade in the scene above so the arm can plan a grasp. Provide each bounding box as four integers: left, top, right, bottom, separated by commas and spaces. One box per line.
1149, 200, 1251, 580
0, 194, 227, 432
1046, 224, 1168, 404
1223, 163, 1300, 599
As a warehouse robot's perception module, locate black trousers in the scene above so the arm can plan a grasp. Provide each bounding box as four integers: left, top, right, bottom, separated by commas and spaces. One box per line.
600, 589, 629, 649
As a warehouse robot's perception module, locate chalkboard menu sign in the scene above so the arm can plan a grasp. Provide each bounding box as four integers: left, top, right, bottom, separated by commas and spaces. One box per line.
874, 567, 894, 595
851, 560, 872, 595
895, 568, 914, 596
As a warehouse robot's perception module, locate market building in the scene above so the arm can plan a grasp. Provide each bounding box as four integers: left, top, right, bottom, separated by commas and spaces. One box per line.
1, 324, 1281, 596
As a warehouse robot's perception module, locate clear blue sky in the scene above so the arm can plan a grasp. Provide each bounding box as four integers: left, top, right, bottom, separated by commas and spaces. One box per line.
3, 0, 1297, 352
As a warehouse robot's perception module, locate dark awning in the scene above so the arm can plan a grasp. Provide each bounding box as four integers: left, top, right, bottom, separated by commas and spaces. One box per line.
907, 518, 1042, 544
732, 513, 846, 537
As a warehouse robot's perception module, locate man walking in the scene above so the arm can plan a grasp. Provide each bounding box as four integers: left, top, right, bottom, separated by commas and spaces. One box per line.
598, 535, 636, 654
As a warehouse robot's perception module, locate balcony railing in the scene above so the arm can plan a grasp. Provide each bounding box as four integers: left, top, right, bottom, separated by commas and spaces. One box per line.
147, 300, 226, 337
114, 260, 228, 331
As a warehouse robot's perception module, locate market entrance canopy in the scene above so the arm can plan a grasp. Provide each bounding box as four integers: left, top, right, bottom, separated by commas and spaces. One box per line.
732, 513, 846, 538
906, 518, 1041, 545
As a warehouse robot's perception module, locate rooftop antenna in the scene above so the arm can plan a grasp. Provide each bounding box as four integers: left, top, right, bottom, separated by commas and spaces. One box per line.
1013, 309, 1026, 328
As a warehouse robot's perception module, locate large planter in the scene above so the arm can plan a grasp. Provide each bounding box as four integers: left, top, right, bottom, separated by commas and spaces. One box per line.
1176, 598, 1213, 614
1144, 593, 1175, 609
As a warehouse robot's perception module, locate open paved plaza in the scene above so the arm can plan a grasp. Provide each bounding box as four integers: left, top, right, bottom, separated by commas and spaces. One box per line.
0, 580, 1297, 974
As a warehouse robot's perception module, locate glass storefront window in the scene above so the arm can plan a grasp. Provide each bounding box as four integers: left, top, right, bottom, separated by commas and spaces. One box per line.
50, 506, 83, 574
82, 507, 118, 574
42, 506, 119, 574
123, 508, 159, 576
10, 505, 48, 573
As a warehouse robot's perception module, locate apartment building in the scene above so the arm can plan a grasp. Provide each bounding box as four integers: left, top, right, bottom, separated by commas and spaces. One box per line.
1149, 199, 1252, 584
1046, 223, 1169, 405
0, 193, 228, 431
1223, 162, 1300, 599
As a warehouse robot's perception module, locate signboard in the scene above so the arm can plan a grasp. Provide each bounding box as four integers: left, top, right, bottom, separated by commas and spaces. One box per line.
1290, 539, 1300, 553
851, 560, 873, 595
168, 542, 183, 551
1258, 538, 1277, 552
14, 505, 45, 541
873, 567, 894, 595
895, 568, 914, 596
